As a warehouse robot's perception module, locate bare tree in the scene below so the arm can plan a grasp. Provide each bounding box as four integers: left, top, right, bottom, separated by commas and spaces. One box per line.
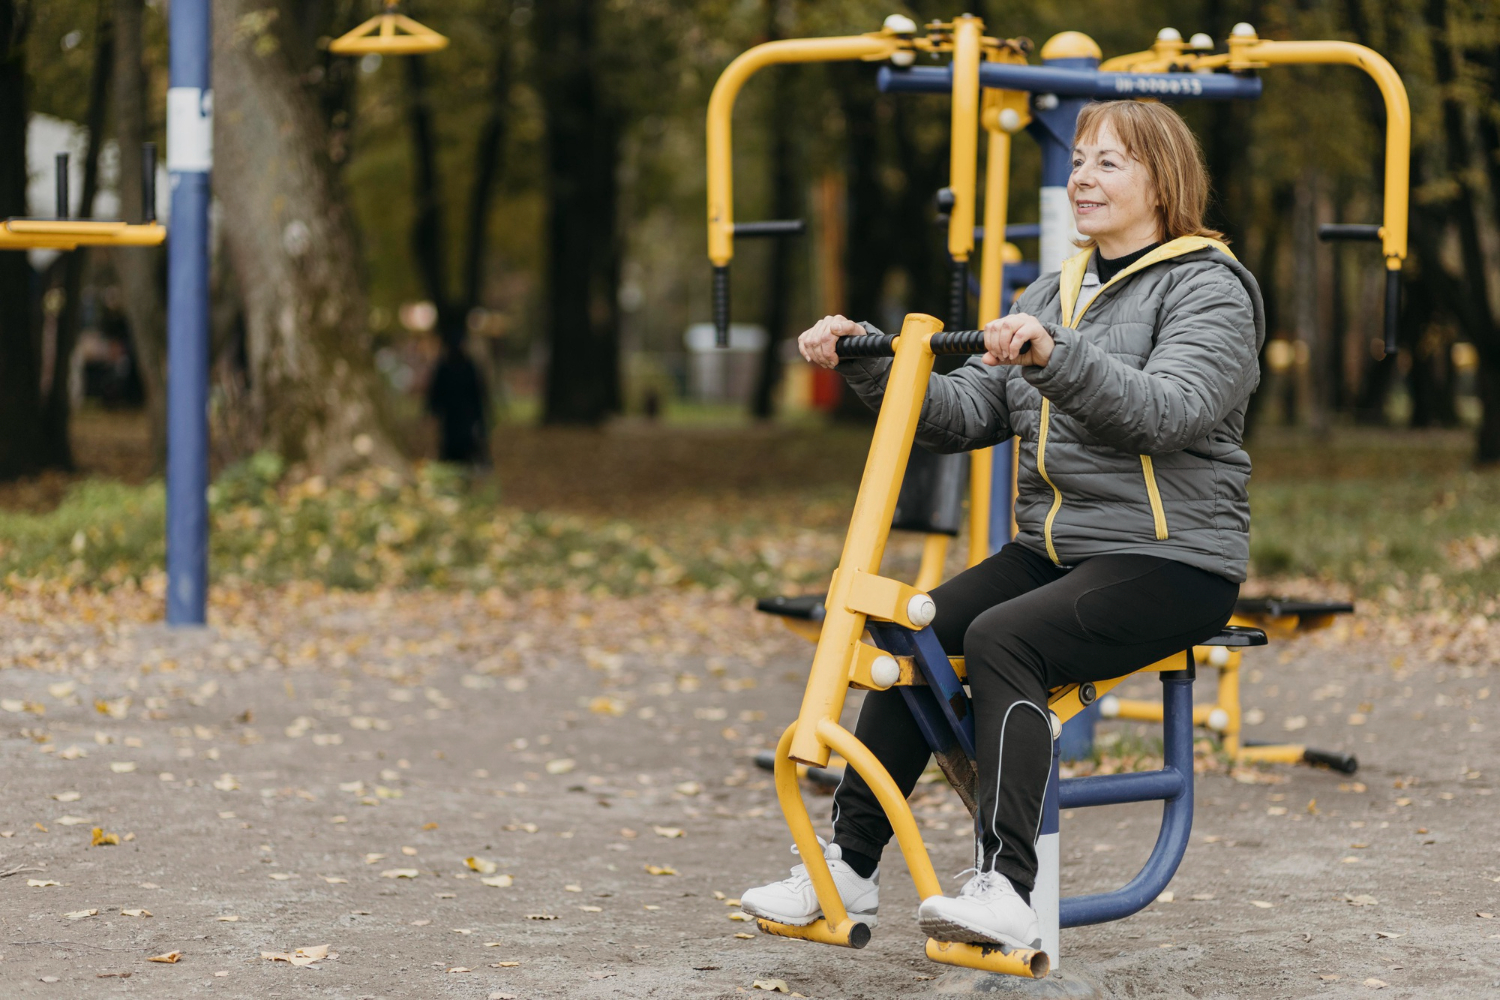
212, 0, 399, 472
0, 0, 39, 481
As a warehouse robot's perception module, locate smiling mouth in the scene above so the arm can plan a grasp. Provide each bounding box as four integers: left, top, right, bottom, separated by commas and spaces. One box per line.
1075, 201, 1105, 210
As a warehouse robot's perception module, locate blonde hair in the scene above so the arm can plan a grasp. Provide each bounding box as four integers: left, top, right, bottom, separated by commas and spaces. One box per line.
1072, 101, 1225, 247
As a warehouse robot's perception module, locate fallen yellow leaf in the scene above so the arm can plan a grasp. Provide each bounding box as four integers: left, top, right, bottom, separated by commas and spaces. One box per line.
753, 979, 790, 993
380, 868, 420, 879
653, 826, 685, 839
109, 761, 137, 774
261, 944, 331, 967
121, 909, 152, 917
91, 827, 120, 846
644, 864, 678, 876
65, 909, 98, 920
466, 856, 498, 875
147, 951, 183, 964
480, 874, 514, 888
27, 879, 60, 888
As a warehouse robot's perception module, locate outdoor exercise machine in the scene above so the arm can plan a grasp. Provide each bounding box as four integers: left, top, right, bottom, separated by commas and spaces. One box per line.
153, 2, 447, 627
756, 313, 1268, 978
706, 14, 1409, 977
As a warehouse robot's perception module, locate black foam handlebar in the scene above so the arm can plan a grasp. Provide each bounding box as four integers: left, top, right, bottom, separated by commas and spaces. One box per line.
712, 266, 730, 348
733, 219, 806, 238
1317, 223, 1381, 242
142, 143, 157, 224
833, 329, 1026, 359
1318, 223, 1400, 357
56, 153, 70, 220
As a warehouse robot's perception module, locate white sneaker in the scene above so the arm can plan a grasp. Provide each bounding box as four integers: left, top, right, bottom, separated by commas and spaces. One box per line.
917, 870, 1041, 950
739, 840, 879, 928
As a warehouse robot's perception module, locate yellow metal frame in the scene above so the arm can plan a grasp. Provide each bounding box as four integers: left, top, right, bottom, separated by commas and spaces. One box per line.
1099, 30, 1409, 271
0, 219, 165, 251
328, 5, 449, 56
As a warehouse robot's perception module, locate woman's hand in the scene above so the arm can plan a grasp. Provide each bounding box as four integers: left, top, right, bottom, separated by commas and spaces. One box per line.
982, 314, 1054, 367
798, 314, 864, 370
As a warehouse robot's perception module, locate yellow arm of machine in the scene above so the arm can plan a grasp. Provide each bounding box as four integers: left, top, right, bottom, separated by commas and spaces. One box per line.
1104, 29, 1408, 270
0, 219, 165, 251
706, 32, 908, 269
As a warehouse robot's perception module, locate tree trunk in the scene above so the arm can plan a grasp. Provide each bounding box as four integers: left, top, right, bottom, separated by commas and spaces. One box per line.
1422, 0, 1499, 456
538, 0, 620, 425
38, 2, 113, 472
212, 0, 399, 471
0, 0, 40, 481
751, 0, 799, 421
112, 0, 167, 469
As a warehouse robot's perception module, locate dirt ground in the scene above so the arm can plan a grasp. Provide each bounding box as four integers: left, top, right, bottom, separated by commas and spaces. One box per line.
1, 583, 1498, 999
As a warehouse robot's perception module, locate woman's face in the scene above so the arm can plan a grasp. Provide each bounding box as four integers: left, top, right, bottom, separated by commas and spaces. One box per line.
1068, 123, 1162, 251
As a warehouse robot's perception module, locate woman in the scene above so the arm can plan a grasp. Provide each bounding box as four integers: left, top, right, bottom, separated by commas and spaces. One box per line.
740, 100, 1264, 951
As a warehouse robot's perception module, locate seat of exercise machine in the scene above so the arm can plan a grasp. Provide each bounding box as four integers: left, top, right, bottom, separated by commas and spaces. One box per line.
1234, 597, 1354, 618
758, 595, 1267, 652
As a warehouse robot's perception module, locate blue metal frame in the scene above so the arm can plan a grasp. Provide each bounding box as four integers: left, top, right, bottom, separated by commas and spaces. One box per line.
878, 63, 1264, 102
166, 0, 212, 627
871, 624, 1197, 927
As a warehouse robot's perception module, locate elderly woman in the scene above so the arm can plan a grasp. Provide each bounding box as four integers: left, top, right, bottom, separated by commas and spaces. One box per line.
741, 100, 1264, 950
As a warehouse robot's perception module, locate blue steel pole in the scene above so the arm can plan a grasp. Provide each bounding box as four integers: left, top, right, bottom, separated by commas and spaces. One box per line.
166, 1, 212, 626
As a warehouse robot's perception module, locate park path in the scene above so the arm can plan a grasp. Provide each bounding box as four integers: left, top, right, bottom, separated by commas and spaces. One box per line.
0, 583, 1497, 998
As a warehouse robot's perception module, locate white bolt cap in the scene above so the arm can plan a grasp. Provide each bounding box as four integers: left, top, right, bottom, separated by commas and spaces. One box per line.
870, 655, 901, 690
1098, 694, 1120, 719
906, 593, 936, 629
997, 107, 1022, 133
1157, 27, 1182, 42
1206, 708, 1230, 733
1230, 22, 1257, 38
1034, 93, 1059, 111
1208, 646, 1231, 667
1189, 32, 1214, 49
883, 14, 918, 35
890, 49, 915, 67
1048, 712, 1062, 740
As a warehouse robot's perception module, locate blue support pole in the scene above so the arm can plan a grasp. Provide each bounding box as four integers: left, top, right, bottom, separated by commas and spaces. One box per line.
166, 1, 212, 626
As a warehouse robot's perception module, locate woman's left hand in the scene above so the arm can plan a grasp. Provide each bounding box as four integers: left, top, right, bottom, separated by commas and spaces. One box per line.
981, 314, 1054, 367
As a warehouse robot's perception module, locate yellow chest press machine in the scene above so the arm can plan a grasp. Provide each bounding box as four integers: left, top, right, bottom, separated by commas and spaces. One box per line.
707, 15, 1410, 980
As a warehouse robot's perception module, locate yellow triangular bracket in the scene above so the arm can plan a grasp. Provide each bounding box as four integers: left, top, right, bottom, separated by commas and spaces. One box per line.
328, 9, 448, 56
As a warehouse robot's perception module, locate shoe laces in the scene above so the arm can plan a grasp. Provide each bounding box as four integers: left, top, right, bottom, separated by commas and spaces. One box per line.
952, 867, 1009, 899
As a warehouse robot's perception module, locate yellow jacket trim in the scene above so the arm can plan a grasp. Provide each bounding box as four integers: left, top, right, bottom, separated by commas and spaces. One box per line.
1139, 455, 1169, 540
1036, 235, 1235, 559
1036, 397, 1063, 564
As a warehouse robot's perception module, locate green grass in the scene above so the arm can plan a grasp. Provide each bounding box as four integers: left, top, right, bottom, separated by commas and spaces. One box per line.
3, 428, 1498, 614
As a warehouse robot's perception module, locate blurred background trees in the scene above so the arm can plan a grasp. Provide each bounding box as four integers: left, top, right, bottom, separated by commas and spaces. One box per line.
4, 0, 1500, 480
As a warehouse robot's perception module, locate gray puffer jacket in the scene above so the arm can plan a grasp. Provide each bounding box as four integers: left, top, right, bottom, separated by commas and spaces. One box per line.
839, 236, 1265, 583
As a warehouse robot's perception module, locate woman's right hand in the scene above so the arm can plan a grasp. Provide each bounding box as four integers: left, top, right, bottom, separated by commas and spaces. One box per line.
798, 315, 863, 370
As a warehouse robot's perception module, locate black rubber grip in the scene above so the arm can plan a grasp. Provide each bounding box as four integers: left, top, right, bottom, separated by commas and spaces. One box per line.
1302, 748, 1359, 774
835, 334, 897, 357
1384, 268, 1400, 357
833, 329, 1027, 359
948, 258, 968, 331
733, 219, 806, 238
712, 265, 730, 348
1318, 223, 1382, 242
56, 153, 70, 220
142, 143, 157, 224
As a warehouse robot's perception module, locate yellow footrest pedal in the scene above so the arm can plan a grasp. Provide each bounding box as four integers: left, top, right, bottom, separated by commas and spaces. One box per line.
926, 937, 1051, 978
755, 916, 871, 949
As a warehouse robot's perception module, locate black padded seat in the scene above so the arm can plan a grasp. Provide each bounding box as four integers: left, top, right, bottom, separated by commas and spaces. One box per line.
1201, 625, 1268, 647
1235, 597, 1354, 617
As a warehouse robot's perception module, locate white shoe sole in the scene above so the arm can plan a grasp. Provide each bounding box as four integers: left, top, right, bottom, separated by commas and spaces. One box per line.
739, 901, 878, 929
918, 910, 1039, 951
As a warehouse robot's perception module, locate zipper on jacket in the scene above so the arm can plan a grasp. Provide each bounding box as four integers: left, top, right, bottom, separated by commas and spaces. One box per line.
1035, 236, 1232, 559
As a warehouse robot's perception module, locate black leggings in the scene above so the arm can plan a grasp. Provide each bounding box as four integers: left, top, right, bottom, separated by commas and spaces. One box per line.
831, 543, 1238, 891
